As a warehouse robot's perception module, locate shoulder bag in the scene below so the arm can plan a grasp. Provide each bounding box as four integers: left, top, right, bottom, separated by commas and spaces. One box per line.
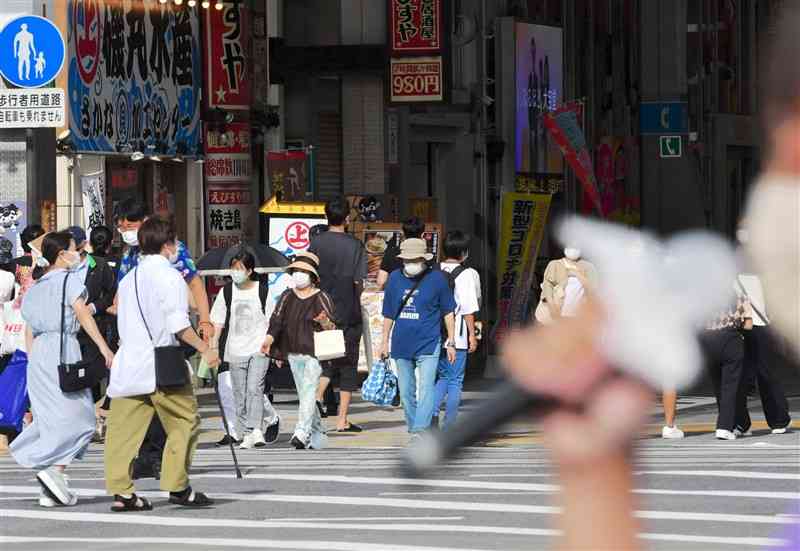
133, 267, 189, 389
313, 292, 346, 361
58, 272, 106, 392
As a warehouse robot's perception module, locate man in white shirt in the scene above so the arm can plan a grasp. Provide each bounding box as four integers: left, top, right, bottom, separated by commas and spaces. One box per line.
104, 217, 220, 511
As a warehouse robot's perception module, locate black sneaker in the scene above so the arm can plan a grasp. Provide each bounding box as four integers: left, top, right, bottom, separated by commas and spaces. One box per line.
215, 435, 241, 447
316, 401, 328, 418
264, 418, 281, 445
290, 435, 307, 449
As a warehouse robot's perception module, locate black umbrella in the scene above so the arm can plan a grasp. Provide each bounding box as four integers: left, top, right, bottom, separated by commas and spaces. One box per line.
197, 243, 289, 272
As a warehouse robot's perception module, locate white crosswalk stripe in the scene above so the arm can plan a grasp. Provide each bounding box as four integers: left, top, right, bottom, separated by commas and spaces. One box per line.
1, 437, 799, 550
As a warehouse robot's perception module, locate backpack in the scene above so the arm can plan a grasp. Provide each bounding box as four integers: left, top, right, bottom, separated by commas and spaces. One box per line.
439, 264, 467, 342
217, 281, 270, 373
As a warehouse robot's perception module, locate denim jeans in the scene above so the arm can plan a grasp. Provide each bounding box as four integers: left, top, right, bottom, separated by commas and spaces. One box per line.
394, 349, 440, 433
433, 349, 467, 429
229, 355, 275, 437
288, 354, 326, 447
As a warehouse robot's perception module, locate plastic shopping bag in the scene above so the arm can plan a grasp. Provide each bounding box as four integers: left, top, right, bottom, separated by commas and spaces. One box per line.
0, 302, 26, 356
0, 350, 28, 432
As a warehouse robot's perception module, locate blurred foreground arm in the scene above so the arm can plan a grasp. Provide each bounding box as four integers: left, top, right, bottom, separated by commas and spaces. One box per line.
502, 300, 651, 551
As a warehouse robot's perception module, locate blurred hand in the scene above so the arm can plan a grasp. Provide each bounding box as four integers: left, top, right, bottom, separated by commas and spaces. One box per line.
199, 321, 215, 342
446, 345, 457, 364
502, 300, 653, 470
260, 337, 273, 356
379, 341, 390, 360
468, 334, 478, 354
106, 303, 117, 316
202, 347, 220, 369
101, 347, 114, 369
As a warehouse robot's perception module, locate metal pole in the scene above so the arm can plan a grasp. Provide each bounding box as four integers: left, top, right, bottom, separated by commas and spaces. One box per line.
479, 0, 489, 365
213, 379, 243, 479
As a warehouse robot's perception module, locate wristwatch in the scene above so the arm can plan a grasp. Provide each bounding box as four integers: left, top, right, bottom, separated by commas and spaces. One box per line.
445, 340, 456, 349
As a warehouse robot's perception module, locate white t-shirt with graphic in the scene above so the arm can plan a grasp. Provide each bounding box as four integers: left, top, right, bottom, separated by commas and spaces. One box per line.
210, 284, 273, 362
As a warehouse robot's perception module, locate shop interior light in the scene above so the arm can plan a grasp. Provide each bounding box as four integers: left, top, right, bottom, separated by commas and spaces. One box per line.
131, 151, 145, 162
150, 155, 163, 162
175, 0, 184, 5
194, 156, 205, 164
187, 0, 195, 5
172, 156, 185, 163
201, 0, 210, 8
215, 1, 224, 10
159, 0, 167, 4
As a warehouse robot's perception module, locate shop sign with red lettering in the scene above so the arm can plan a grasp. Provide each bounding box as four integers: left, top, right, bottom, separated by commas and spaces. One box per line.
390, 56, 443, 102
205, 122, 252, 183
205, 1, 250, 110
389, 0, 442, 55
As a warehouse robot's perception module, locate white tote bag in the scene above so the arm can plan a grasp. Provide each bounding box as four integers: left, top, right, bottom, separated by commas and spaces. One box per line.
314, 329, 346, 361
1, 302, 26, 355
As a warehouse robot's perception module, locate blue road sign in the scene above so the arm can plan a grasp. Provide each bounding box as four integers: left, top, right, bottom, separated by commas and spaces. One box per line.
0, 15, 65, 89
639, 102, 688, 135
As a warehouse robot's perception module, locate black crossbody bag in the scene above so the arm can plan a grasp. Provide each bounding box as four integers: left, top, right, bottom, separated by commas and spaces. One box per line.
133, 267, 189, 389
58, 272, 106, 392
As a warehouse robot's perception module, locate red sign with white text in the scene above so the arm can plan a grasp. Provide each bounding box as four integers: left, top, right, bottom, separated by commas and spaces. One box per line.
205, 2, 250, 109
390, 57, 443, 102
205, 123, 252, 183
389, 0, 442, 55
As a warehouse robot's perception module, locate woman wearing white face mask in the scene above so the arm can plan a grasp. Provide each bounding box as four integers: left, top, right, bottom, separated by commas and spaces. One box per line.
9, 231, 115, 508
535, 246, 598, 324
261, 252, 337, 450
210, 250, 280, 449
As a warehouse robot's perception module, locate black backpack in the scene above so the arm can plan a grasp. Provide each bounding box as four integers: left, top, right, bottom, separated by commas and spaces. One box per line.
217, 281, 270, 373
439, 264, 467, 342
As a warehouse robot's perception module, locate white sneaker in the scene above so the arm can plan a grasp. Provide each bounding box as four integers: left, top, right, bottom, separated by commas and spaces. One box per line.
250, 429, 267, 448
715, 429, 737, 440
38, 487, 57, 508
772, 427, 788, 435
239, 433, 254, 449
37, 468, 73, 505
733, 428, 752, 437
662, 425, 685, 439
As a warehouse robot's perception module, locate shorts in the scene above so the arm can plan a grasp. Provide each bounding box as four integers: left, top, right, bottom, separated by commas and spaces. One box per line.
322, 324, 362, 392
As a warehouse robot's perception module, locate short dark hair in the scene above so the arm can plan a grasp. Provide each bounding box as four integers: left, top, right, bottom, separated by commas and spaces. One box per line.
402, 217, 425, 239
763, 4, 800, 138
230, 249, 257, 280
115, 198, 148, 223
324, 196, 350, 226
20, 224, 45, 253
138, 216, 176, 255
42, 231, 74, 265
443, 230, 471, 259
89, 225, 114, 257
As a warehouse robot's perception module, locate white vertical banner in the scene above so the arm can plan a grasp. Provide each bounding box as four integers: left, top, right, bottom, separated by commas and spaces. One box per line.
80, 172, 106, 231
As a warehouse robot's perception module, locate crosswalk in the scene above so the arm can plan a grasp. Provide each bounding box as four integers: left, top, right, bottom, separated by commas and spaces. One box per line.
1, 435, 799, 550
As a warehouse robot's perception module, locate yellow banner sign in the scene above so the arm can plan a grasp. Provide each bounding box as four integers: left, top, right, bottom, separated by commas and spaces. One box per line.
495, 192, 552, 343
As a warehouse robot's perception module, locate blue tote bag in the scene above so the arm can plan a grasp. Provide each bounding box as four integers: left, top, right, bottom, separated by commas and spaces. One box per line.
0, 350, 28, 432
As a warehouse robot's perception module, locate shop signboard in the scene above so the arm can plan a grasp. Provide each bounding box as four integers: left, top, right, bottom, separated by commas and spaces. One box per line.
206, 183, 255, 249
205, 122, 252, 183
268, 216, 327, 258
205, 0, 250, 110
390, 56, 443, 103
0, 88, 65, 128
495, 192, 551, 344
266, 150, 308, 201
389, 0, 442, 55
67, 0, 202, 155
0, 15, 66, 88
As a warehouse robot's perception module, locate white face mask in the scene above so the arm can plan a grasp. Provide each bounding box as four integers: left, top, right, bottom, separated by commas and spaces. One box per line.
292, 271, 311, 289
745, 176, 800, 355
736, 228, 749, 244
165, 244, 179, 264
564, 247, 581, 261
404, 262, 426, 277
121, 229, 139, 247
231, 270, 249, 285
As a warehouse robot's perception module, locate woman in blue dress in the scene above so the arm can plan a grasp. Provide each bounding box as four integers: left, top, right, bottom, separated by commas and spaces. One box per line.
10, 231, 114, 507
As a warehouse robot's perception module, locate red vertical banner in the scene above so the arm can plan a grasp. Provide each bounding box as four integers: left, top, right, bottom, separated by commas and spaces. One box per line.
389, 0, 443, 55
205, 1, 250, 110
266, 150, 308, 202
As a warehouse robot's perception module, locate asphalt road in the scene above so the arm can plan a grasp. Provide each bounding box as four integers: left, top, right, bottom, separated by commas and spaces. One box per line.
1, 421, 799, 551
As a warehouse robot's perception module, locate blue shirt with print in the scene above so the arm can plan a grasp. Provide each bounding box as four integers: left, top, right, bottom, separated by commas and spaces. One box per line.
382, 269, 456, 360
117, 240, 198, 283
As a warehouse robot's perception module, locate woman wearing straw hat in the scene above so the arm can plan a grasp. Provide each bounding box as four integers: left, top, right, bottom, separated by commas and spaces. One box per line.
262, 252, 337, 450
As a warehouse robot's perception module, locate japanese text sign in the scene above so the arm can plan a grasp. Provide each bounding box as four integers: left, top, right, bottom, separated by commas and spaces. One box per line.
389, 0, 442, 55
205, 1, 250, 110
206, 182, 254, 249
67, 0, 202, 155
390, 57, 443, 102
0, 88, 65, 128
205, 122, 252, 183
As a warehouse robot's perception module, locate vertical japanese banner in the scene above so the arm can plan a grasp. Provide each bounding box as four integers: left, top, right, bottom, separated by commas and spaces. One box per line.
542, 102, 603, 215
206, 184, 254, 249
495, 192, 552, 344
265, 151, 308, 201
80, 172, 106, 230
389, 0, 443, 55
206, 0, 250, 110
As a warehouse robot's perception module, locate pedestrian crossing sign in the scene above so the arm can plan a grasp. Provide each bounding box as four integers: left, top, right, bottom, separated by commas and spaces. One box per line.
660, 135, 682, 158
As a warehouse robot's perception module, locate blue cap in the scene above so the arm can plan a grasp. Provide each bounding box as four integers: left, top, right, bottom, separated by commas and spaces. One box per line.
66, 225, 87, 246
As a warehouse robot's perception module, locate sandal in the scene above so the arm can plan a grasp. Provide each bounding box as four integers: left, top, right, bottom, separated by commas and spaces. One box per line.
111, 493, 153, 513
336, 423, 363, 433
168, 487, 214, 507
